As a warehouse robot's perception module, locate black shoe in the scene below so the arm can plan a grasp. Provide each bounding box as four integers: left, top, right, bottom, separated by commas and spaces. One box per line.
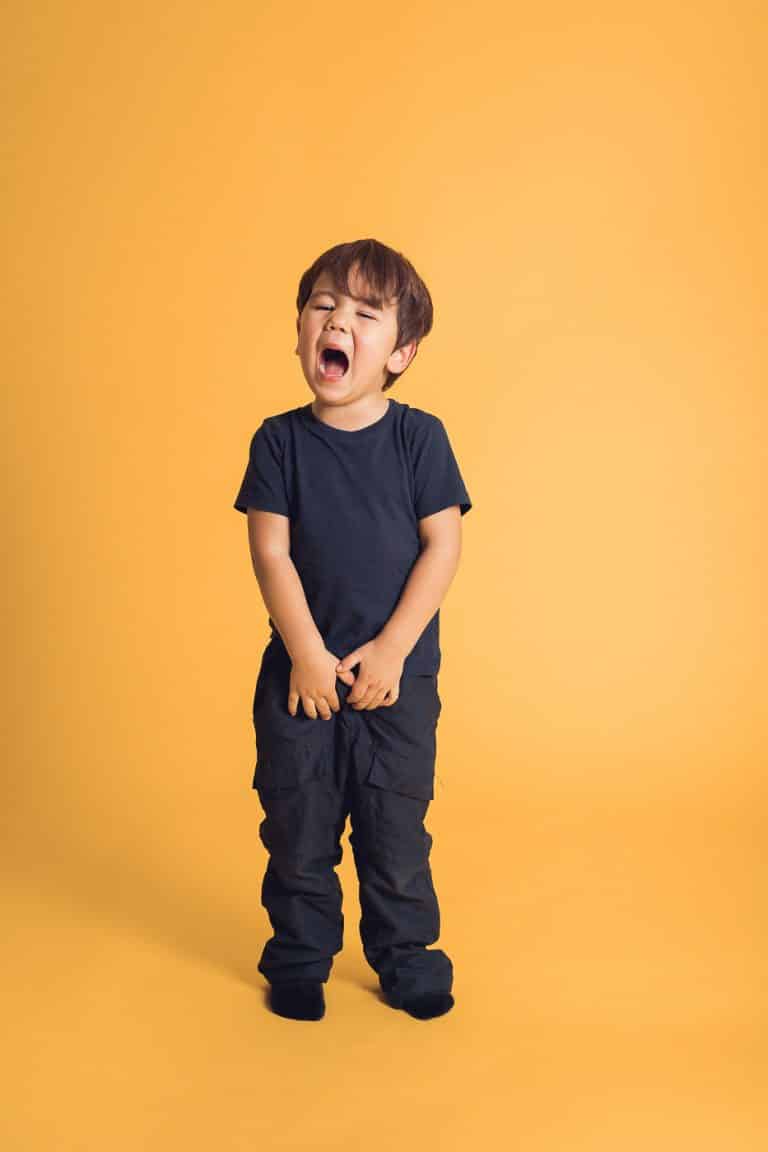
268, 980, 325, 1021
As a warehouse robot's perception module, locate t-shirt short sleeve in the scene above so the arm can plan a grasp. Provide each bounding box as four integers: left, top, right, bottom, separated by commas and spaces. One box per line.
413, 417, 473, 520
233, 420, 290, 516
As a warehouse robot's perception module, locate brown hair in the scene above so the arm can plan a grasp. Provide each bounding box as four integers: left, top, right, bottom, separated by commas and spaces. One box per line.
296, 238, 434, 391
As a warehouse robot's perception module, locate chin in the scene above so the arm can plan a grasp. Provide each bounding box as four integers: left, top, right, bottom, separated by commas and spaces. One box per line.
315, 377, 351, 396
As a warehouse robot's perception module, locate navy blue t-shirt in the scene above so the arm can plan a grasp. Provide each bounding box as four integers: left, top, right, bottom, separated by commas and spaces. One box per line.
233, 397, 472, 677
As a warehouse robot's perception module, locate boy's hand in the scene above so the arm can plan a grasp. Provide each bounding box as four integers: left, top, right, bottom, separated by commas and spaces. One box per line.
334, 637, 406, 709
288, 644, 344, 719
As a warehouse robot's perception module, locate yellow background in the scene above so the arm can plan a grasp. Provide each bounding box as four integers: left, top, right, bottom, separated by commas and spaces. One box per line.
4, 2, 766, 1149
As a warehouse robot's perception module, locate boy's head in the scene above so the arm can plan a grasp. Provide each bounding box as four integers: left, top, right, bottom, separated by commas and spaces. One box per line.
294, 239, 433, 402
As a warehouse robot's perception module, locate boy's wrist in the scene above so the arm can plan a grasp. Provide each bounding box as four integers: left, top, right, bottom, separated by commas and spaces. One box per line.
286, 633, 327, 666
374, 629, 410, 663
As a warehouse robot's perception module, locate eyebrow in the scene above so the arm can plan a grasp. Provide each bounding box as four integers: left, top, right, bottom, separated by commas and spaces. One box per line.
309, 289, 384, 311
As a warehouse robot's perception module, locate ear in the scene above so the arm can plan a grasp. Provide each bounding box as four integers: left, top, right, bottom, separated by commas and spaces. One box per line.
388, 340, 418, 375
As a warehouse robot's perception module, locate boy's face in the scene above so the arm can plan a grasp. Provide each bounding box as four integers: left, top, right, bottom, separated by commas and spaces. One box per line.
294, 266, 416, 404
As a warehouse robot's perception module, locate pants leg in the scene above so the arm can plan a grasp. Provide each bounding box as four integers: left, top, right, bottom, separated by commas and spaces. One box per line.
343, 674, 454, 1005
252, 654, 346, 985
255, 773, 347, 985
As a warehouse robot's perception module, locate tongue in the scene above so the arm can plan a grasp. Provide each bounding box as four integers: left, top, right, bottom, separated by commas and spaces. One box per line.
322, 361, 346, 380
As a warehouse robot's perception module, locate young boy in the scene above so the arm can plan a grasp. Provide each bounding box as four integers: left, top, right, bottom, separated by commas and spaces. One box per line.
233, 238, 472, 1022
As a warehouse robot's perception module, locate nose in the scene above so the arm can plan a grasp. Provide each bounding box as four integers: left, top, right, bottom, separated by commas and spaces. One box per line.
326, 310, 350, 332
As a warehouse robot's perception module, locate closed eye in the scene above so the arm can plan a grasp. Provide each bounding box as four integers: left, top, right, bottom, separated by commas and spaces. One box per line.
313, 305, 376, 319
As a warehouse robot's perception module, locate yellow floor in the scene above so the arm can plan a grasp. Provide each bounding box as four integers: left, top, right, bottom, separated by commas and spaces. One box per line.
5, 779, 764, 1152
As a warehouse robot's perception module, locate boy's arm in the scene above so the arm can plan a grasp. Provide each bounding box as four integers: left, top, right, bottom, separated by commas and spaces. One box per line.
376, 505, 463, 661
246, 509, 326, 663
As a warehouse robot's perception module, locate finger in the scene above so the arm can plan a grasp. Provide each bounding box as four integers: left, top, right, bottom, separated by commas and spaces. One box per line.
316, 697, 333, 720
362, 685, 388, 709
353, 685, 379, 709
365, 688, 390, 710
288, 691, 300, 716
347, 684, 368, 707
328, 690, 341, 712
302, 694, 319, 720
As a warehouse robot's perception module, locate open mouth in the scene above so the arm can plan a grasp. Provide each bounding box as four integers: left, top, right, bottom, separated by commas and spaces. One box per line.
319, 347, 350, 380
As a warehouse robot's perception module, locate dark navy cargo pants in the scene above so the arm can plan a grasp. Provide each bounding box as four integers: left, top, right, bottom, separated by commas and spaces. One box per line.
250, 647, 453, 1006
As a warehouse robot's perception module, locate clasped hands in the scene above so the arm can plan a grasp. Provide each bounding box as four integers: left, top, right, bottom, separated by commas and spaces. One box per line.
287, 636, 404, 719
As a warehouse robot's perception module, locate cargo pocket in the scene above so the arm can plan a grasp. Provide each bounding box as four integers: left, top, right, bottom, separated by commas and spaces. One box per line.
253, 740, 333, 865
363, 675, 440, 802
252, 738, 329, 792
366, 745, 435, 801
